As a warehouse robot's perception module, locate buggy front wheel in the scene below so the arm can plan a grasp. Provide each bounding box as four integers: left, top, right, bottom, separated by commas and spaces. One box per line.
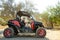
3, 28, 14, 38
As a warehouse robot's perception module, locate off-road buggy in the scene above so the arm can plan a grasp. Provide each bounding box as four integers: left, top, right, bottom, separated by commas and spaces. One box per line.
3, 11, 46, 38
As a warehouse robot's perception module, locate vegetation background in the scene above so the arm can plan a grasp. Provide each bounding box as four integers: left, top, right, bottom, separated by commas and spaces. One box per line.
0, 0, 60, 29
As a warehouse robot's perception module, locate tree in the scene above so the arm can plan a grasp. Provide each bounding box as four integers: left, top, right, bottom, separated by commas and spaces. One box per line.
20, 0, 37, 15
0, 0, 37, 23
40, 12, 50, 27
47, 2, 60, 28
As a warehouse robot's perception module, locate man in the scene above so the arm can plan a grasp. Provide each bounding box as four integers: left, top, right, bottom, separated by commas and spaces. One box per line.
21, 17, 25, 27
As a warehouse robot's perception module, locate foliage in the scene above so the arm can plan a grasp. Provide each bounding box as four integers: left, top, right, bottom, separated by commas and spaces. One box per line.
0, 17, 7, 26
48, 2, 60, 25
40, 2, 60, 28
0, 0, 36, 25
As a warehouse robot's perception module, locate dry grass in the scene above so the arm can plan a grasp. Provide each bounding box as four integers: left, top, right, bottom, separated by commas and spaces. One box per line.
0, 25, 8, 30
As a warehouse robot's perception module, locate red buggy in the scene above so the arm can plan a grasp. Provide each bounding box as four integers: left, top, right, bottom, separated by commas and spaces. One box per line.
3, 11, 46, 38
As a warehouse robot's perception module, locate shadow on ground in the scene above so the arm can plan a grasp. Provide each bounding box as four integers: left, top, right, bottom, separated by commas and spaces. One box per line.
0, 35, 49, 40
0, 30, 49, 40
0, 31, 3, 34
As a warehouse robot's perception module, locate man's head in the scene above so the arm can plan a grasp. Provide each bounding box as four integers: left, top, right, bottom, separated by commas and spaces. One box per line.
21, 16, 25, 21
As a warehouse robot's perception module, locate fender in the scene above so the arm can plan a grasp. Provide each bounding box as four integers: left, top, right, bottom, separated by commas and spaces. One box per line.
31, 21, 35, 30
34, 21, 44, 27
9, 20, 21, 27
8, 20, 21, 32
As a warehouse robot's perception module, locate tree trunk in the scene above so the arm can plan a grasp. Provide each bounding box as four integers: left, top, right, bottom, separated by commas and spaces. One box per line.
50, 21, 53, 28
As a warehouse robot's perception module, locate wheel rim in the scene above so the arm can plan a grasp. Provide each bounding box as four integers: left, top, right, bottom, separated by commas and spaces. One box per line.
4, 29, 11, 37
38, 29, 45, 36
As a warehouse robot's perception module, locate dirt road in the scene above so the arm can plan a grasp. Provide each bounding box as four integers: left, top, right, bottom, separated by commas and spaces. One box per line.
0, 29, 60, 40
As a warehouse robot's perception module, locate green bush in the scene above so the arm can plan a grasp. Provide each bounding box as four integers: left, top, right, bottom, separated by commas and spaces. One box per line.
0, 18, 7, 26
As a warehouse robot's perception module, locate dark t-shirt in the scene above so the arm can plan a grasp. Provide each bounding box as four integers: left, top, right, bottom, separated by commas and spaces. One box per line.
21, 20, 25, 27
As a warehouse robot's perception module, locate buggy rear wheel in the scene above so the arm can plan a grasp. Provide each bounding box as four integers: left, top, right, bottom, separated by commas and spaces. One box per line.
3, 28, 14, 38
36, 28, 46, 38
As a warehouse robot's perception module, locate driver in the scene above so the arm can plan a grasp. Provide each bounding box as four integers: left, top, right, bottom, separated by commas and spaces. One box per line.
21, 17, 25, 27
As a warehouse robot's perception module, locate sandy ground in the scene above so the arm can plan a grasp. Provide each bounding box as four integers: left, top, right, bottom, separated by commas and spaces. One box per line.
0, 26, 60, 40
0, 25, 8, 30
46, 29, 60, 40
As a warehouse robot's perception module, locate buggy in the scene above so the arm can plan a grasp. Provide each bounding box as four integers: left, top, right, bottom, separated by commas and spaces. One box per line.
3, 11, 46, 38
